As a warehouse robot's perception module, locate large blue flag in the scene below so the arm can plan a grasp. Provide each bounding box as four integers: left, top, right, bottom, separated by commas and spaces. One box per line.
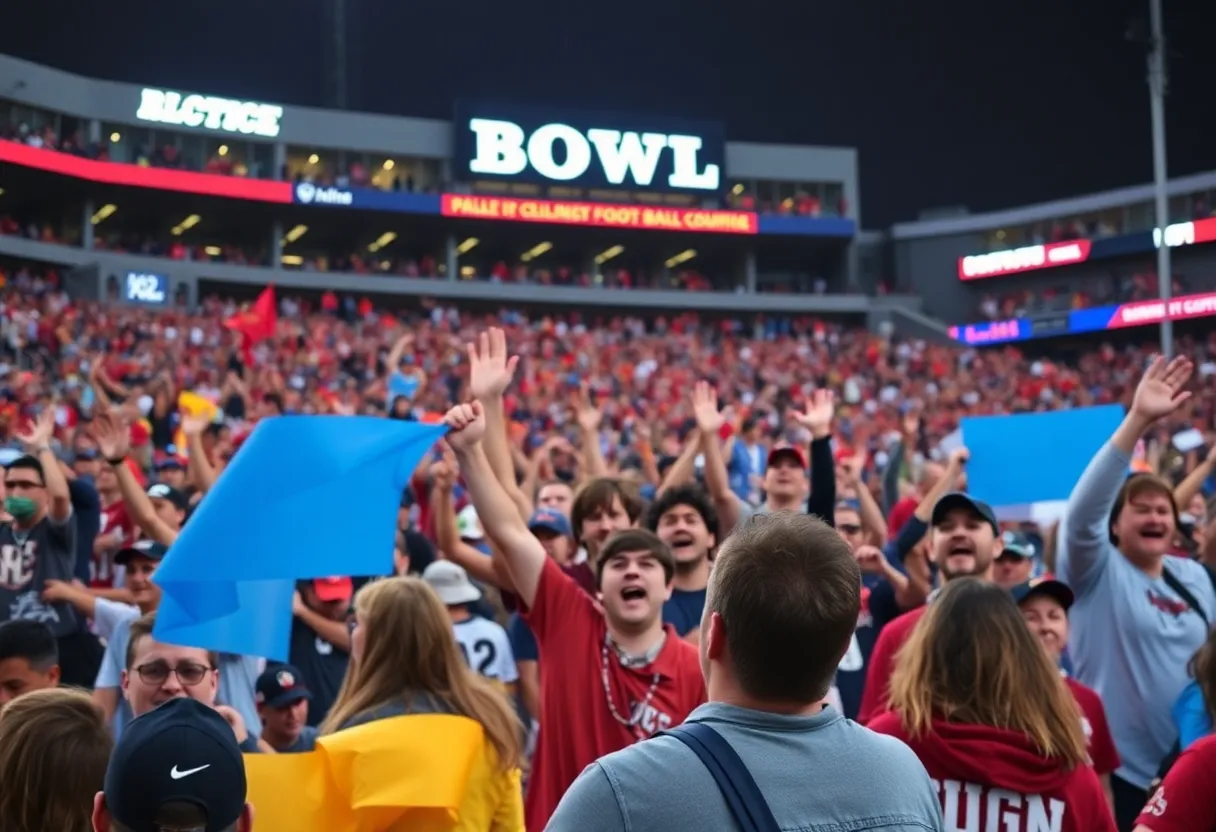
153, 416, 446, 659
961, 405, 1125, 508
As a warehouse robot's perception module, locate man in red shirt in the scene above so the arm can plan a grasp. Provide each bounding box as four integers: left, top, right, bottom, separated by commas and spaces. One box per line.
858, 491, 1004, 723
1135, 734, 1216, 832
93, 461, 137, 589
445, 401, 705, 832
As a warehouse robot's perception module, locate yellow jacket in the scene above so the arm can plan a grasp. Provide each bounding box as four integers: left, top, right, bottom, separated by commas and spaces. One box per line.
245, 714, 524, 831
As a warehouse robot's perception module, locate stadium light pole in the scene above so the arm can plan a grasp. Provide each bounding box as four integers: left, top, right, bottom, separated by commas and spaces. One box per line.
1148, 0, 1172, 356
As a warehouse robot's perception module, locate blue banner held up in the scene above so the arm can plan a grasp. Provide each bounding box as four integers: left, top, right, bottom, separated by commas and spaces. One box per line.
961, 405, 1126, 508
152, 416, 446, 660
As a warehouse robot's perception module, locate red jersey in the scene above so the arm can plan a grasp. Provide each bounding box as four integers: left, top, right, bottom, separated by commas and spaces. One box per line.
522, 557, 705, 832
1137, 734, 1216, 832
868, 713, 1116, 832
1063, 676, 1120, 776
93, 499, 137, 587
857, 604, 925, 724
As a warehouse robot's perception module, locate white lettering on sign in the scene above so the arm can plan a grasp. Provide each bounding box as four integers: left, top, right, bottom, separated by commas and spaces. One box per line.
1153, 221, 1196, 249
126, 272, 167, 304
467, 118, 720, 191
961, 245, 1047, 278
933, 778, 1065, 832
294, 182, 353, 206
136, 88, 283, 138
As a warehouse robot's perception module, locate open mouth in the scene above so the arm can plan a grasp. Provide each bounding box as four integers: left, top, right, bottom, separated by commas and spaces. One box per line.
669, 533, 696, 551
948, 544, 975, 557
620, 586, 647, 602
1140, 527, 1167, 540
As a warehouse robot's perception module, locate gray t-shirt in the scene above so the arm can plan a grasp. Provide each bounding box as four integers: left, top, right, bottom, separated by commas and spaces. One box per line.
0, 512, 78, 636
547, 702, 944, 831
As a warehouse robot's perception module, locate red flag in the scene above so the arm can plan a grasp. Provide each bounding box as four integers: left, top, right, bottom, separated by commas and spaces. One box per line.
224, 286, 277, 364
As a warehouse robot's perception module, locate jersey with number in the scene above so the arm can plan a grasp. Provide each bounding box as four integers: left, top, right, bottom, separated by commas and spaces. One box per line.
453, 616, 518, 686
0, 514, 79, 636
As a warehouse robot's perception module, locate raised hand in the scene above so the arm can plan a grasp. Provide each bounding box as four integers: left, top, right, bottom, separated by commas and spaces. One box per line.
947, 446, 971, 468
90, 410, 131, 461
1131, 355, 1194, 423
467, 328, 519, 400
180, 412, 212, 437
574, 383, 603, 433
16, 409, 55, 449
691, 381, 725, 434
430, 451, 459, 492
789, 388, 836, 439
444, 402, 487, 451
854, 544, 887, 576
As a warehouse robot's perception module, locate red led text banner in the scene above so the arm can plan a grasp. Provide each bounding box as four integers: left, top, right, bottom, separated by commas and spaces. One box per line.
1106, 291, 1216, 329
958, 239, 1092, 280
0, 141, 293, 203
440, 194, 759, 235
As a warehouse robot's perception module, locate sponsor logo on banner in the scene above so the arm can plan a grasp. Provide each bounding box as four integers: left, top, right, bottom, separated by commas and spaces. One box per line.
441, 194, 756, 234
1108, 291, 1216, 328
136, 88, 282, 138
295, 183, 353, 206
466, 118, 720, 191
125, 272, 168, 304
958, 240, 1091, 280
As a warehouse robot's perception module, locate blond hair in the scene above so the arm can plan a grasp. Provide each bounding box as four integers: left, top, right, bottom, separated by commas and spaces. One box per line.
888, 578, 1087, 768
320, 577, 522, 769
0, 687, 112, 831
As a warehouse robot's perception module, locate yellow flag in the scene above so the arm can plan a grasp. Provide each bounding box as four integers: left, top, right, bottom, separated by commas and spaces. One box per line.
244, 714, 488, 832
173, 391, 218, 456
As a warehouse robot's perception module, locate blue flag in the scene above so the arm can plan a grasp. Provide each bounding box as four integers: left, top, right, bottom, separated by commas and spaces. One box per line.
961, 405, 1125, 508
153, 416, 446, 659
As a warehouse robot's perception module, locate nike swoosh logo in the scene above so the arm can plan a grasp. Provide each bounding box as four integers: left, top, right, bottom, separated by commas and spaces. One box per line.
170, 764, 211, 780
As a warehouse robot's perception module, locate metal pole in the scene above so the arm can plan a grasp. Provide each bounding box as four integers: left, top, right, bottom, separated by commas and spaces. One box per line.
1148, 0, 1172, 356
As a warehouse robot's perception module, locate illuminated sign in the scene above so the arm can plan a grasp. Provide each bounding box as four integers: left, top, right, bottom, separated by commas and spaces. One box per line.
125, 271, 168, 304
441, 194, 757, 234
136, 88, 283, 138
957, 218, 1216, 281
294, 182, 353, 206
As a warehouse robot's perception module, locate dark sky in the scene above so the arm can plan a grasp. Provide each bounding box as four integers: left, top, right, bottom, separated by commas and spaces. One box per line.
4, 0, 1213, 227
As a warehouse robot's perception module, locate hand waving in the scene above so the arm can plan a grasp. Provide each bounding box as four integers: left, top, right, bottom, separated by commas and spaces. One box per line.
789, 388, 836, 439
574, 384, 603, 433
90, 411, 131, 461
180, 412, 212, 437
1131, 355, 1193, 424
691, 381, 725, 434
444, 402, 487, 451
468, 328, 519, 400
16, 409, 55, 450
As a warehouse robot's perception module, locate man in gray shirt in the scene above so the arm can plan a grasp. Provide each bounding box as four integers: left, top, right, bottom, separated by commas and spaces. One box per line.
547, 512, 943, 832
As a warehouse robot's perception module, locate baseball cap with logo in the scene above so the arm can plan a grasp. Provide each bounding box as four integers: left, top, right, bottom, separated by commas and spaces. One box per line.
422, 560, 482, 606
114, 539, 170, 566
528, 508, 572, 538
456, 504, 484, 540
102, 697, 246, 832
255, 664, 312, 708
1009, 576, 1075, 611
146, 483, 189, 511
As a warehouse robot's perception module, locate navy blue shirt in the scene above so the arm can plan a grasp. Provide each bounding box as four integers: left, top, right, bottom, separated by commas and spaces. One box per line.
68, 479, 100, 586
508, 613, 538, 662
662, 587, 708, 637
835, 574, 900, 720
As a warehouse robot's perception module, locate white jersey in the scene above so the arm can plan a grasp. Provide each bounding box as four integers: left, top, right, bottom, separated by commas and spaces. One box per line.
452, 617, 518, 685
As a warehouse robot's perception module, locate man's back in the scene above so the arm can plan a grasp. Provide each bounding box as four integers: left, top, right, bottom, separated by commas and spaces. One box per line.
546, 702, 944, 831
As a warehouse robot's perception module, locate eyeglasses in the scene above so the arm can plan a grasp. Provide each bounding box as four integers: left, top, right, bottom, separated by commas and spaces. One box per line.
838, 523, 862, 535
4, 480, 43, 490
135, 660, 214, 686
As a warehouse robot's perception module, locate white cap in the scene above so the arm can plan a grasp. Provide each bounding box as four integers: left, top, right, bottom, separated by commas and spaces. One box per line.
422, 560, 482, 606
456, 505, 484, 540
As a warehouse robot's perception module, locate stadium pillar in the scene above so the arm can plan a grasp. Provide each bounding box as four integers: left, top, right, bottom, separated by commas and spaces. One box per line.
1148, 0, 1172, 356
271, 222, 283, 269
445, 235, 458, 281
744, 250, 757, 293
81, 201, 94, 250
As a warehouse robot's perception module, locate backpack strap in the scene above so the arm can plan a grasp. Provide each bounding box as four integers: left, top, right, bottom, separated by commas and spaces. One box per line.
662, 722, 781, 832
1162, 566, 1210, 629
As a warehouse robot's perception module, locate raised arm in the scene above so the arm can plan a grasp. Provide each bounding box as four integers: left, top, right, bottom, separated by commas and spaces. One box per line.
430, 451, 502, 587
1060, 355, 1193, 591
468, 328, 531, 523
789, 389, 837, 525
17, 410, 71, 522
691, 382, 742, 532
182, 414, 218, 495
841, 452, 886, 546
91, 412, 178, 547
445, 402, 548, 607
575, 385, 609, 479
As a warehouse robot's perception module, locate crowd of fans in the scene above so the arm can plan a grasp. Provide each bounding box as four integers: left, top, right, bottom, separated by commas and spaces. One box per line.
976, 267, 1216, 321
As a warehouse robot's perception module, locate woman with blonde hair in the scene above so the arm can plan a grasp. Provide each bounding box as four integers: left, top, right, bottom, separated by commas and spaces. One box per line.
0, 687, 112, 832
320, 576, 524, 831
868, 578, 1115, 832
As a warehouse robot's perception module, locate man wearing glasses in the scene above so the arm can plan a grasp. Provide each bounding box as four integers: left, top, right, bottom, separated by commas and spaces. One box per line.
120, 611, 269, 753
0, 411, 104, 688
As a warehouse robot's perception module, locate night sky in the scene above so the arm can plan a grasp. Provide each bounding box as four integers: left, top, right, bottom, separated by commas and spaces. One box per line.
4, 0, 1214, 227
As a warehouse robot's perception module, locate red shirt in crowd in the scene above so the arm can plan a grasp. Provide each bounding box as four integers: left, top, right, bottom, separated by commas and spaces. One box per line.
1063, 676, 1120, 776
93, 498, 137, 587
1135, 734, 1216, 832
858, 604, 926, 724
868, 714, 1116, 832
521, 557, 705, 832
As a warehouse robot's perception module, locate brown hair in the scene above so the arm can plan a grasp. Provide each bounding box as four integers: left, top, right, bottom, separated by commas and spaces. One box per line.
1109, 473, 1180, 544
707, 512, 859, 702
0, 687, 112, 832
320, 578, 522, 770
1189, 627, 1216, 726
125, 612, 219, 672
593, 528, 676, 587
888, 578, 1087, 768
570, 477, 644, 544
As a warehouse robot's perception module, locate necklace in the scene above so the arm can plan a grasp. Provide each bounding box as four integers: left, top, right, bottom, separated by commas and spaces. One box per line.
600, 633, 663, 740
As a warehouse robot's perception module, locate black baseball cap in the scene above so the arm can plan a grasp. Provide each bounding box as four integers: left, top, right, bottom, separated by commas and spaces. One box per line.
999, 530, 1036, 560
147, 483, 189, 511
114, 540, 170, 566
931, 492, 999, 535
1010, 576, 1075, 612
103, 697, 246, 832
255, 664, 312, 709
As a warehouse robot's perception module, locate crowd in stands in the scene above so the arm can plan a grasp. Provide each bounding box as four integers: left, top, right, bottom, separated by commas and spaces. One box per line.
976, 266, 1216, 321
